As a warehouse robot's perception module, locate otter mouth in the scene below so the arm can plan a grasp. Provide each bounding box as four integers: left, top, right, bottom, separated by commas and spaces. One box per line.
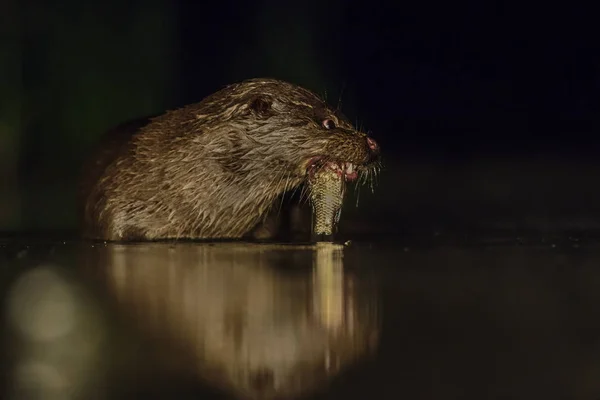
306, 156, 359, 182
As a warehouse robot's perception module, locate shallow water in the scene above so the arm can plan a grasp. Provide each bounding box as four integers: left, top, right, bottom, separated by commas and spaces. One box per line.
2, 235, 600, 399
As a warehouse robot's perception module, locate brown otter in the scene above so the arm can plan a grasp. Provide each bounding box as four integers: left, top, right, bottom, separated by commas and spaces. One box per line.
80, 78, 380, 241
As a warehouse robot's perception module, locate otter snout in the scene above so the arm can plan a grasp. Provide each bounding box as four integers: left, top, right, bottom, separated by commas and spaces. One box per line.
366, 137, 379, 152
322, 132, 381, 166
365, 136, 380, 162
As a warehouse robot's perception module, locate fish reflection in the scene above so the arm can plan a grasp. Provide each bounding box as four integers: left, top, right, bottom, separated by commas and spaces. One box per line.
88, 242, 379, 399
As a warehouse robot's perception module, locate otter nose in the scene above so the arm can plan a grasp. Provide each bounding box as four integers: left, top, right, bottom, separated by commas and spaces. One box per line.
366, 137, 379, 153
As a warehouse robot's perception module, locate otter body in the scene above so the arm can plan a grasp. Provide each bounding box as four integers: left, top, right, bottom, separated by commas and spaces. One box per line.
80, 78, 379, 241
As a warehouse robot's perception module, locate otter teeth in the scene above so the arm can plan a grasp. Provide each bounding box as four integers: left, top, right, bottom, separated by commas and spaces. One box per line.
306, 159, 358, 182
328, 162, 354, 175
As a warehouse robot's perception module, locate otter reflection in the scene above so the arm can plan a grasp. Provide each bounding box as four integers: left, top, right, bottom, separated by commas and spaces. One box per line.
90, 242, 379, 399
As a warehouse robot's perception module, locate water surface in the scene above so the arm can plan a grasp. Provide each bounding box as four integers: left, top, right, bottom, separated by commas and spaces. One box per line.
1, 235, 599, 399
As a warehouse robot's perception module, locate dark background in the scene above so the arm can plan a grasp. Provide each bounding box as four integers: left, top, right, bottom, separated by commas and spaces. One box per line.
2, 3, 600, 399
1, 0, 599, 235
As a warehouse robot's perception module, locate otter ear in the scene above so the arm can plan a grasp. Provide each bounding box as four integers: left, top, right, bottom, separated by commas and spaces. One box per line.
249, 95, 274, 117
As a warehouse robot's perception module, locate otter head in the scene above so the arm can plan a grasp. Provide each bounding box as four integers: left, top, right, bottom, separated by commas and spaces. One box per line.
194, 78, 381, 194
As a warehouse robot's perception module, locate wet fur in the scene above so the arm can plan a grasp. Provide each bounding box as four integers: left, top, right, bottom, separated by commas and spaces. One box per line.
80, 78, 380, 241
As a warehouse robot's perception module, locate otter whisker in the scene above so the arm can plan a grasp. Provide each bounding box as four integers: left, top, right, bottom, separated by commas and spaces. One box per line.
298, 183, 311, 206
274, 169, 294, 221
336, 81, 346, 113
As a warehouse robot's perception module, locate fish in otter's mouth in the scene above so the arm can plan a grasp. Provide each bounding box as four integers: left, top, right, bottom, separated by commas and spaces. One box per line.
305, 137, 381, 241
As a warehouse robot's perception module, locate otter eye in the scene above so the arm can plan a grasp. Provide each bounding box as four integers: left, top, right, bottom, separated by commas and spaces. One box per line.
322, 119, 336, 130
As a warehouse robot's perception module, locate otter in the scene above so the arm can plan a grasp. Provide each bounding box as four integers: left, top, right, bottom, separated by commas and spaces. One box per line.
80, 78, 380, 241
